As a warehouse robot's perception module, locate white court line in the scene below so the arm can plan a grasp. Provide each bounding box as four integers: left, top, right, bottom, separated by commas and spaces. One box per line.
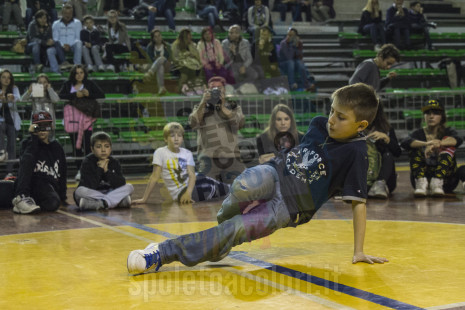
58, 210, 354, 310
427, 302, 465, 310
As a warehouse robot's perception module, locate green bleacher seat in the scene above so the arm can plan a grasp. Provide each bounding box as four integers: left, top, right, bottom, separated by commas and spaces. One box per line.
120, 131, 152, 142
140, 117, 167, 128
402, 110, 423, 119
240, 127, 262, 138
110, 117, 141, 128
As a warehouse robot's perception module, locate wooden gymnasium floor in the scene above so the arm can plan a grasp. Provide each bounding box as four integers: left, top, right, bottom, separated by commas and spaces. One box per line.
1, 168, 465, 310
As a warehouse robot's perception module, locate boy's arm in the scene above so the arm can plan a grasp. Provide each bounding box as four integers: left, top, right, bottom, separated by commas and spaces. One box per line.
179, 165, 196, 204
132, 165, 162, 204
352, 201, 388, 264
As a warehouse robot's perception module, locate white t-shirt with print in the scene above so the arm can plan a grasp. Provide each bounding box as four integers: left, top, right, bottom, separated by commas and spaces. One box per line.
153, 146, 195, 200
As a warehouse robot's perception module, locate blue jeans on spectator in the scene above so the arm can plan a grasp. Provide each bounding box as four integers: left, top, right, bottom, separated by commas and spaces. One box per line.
47, 42, 66, 73
411, 23, 433, 49
216, 0, 238, 12
148, 7, 176, 31
362, 23, 386, 45
198, 5, 219, 28
158, 165, 291, 266
387, 25, 411, 49
292, 3, 311, 22
52, 41, 82, 66
281, 59, 310, 89
27, 42, 43, 65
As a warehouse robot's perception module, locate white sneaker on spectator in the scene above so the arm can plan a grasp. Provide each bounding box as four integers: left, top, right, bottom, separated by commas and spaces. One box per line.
430, 177, 444, 197
414, 177, 428, 197
0, 149, 7, 162
98, 65, 105, 72
87, 64, 94, 72
106, 64, 115, 72
12, 195, 40, 214
75, 171, 81, 182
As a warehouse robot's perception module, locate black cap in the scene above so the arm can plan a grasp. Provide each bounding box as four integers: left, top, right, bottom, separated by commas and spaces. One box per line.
421, 99, 444, 113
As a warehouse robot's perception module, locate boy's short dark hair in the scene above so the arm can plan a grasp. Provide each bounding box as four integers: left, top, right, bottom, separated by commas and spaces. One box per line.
163, 122, 184, 140
82, 15, 94, 23
377, 44, 400, 62
332, 83, 379, 124
91, 131, 112, 147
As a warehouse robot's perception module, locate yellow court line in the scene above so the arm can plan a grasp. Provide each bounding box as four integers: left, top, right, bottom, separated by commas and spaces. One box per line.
56, 210, 353, 310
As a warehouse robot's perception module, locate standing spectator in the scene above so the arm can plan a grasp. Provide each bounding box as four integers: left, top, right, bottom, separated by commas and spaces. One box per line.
189, 76, 246, 184
385, 0, 411, 49
256, 104, 302, 164
222, 24, 258, 84
279, 28, 315, 91
21, 74, 60, 141
365, 103, 401, 199
104, 10, 131, 72
358, 0, 386, 51
66, 0, 87, 20
247, 0, 270, 39
252, 25, 280, 79
25, 0, 58, 26
349, 43, 399, 93
171, 28, 203, 94
2, 0, 26, 31
144, 28, 172, 95
196, 0, 225, 33
80, 15, 106, 72
198, 27, 235, 85
59, 65, 105, 181
408, 1, 436, 50
51, 4, 82, 70
311, 0, 335, 22
11, 111, 67, 214
400, 100, 465, 197
0, 69, 21, 177
143, 0, 176, 32
26, 10, 57, 74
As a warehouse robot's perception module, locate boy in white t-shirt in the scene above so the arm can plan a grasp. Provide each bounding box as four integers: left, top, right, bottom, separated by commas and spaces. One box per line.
133, 122, 230, 204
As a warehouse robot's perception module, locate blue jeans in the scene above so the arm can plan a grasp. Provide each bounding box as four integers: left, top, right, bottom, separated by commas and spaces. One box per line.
198, 6, 218, 27
281, 59, 310, 88
362, 23, 386, 45
47, 42, 66, 73
148, 8, 175, 31
27, 42, 42, 65
159, 165, 291, 266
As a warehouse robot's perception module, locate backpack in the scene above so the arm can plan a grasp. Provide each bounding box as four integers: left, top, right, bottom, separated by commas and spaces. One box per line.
366, 139, 381, 187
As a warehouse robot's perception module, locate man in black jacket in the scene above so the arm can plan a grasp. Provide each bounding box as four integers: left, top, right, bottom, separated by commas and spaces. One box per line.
12, 111, 67, 214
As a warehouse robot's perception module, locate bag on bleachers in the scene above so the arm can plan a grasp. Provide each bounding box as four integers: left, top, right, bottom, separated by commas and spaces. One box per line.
11, 39, 27, 54
0, 180, 15, 209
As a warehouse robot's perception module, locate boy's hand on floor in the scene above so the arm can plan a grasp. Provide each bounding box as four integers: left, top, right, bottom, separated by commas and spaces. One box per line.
352, 253, 388, 264
132, 198, 146, 205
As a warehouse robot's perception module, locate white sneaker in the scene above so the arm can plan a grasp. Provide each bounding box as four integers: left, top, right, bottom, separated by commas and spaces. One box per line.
87, 64, 94, 72
98, 65, 106, 72
78, 198, 107, 211
374, 44, 382, 52
75, 171, 81, 182
117, 196, 131, 208
430, 177, 444, 197
106, 64, 115, 72
12, 195, 41, 214
414, 177, 428, 197
369, 180, 389, 199
0, 150, 7, 162
127, 243, 162, 274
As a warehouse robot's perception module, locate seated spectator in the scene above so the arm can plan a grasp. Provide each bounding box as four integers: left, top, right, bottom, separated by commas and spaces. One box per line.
408, 1, 436, 50
2, 0, 26, 31
74, 131, 134, 211
196, 0, 225, 33
256, 104, 302, 164
252, 25, 280, 79
21, 74, 60, 140
51, 4, 82, 70
247, 0, 270, 39
293, 0, 312, 22
197, 27, 234, 85
385, 0, 411, 49
0, 69, 21, 177
59, 65, 105, 181
11, 111, 67, 214
80, 15, 106, 72
144, 28, 172, 95
25, 0, 58, 26
365, 103, 401, 199
279, 28, 315, 91
138, 0, 176, 32
311, 0, 335, 22
104, 10, 131, 72
132, 122, 230, 205
400, 100, 465, 197
358, 0, 386, 51
349, 43, 400, 93
26, 10, 58, 74
222, 24, 258, 84
216, 0, 239, 22
171, 28, 203, 94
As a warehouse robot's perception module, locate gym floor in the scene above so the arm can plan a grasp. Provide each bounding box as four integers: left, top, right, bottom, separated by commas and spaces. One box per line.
1, 168, 465, 310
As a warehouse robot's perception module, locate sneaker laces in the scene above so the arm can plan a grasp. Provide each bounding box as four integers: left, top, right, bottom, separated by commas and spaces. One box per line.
20, 195, 36, 206
144, 250, 162, 271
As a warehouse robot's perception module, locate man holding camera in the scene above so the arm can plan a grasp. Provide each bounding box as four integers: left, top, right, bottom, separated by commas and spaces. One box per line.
189, 77, 246, 184
11, 111, 67, 214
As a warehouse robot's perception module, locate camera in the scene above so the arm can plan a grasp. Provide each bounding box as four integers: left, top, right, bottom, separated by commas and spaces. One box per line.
34, 124, 52, 132
205, 87, 222, 111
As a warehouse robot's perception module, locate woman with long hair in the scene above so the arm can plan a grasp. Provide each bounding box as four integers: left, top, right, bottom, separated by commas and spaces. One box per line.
401, 99, 465, 197
256, 104, 302, 164
59, 65, 105, 180
365, 102, 401, 198
0, 69, 21, 176
198, 27, 234, 85
358, 0, 386, 51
